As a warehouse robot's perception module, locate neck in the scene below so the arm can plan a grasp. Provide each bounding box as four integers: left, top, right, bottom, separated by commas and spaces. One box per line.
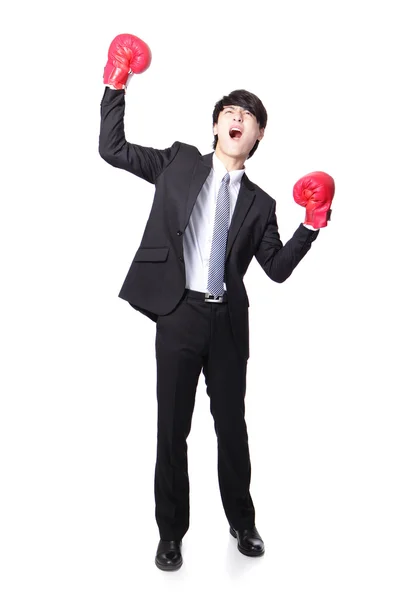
215, 147, 245, 172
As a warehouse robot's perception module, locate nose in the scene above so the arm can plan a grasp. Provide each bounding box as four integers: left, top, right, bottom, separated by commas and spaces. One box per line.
233, 112, 243, 122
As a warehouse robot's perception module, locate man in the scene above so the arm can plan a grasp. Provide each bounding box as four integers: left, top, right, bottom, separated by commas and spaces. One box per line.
99, 34, 334, 571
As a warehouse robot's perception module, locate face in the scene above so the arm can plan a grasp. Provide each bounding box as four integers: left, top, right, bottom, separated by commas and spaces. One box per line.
213, 105, 264, 163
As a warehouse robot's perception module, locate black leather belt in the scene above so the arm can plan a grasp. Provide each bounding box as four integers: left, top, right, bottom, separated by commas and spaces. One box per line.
184, 289, 228, 303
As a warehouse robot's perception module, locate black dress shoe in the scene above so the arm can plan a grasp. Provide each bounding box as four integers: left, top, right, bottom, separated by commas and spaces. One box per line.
230, 525, 265, 557
155, 539, 183, 571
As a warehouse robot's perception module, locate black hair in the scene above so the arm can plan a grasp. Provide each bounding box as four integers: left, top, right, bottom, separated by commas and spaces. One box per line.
212, 89, 268, 158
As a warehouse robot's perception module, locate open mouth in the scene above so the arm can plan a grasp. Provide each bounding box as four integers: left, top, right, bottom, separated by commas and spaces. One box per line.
229, 127, 242, 139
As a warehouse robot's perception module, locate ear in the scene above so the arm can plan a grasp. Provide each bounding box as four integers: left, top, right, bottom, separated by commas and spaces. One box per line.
257, 127, 265, 141
213, 123, 218, 136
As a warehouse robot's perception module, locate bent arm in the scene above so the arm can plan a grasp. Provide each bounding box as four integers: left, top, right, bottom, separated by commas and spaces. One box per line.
99, 87, 179, 184
255, 201, 319, 283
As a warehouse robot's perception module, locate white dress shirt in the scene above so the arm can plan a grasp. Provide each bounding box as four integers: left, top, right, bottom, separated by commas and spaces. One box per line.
183, 153, 245, 293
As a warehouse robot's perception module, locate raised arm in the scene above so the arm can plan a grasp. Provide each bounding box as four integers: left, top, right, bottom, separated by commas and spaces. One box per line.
255, 201, 319, 283
99, 33, 179, 184
255, 171, 334, 282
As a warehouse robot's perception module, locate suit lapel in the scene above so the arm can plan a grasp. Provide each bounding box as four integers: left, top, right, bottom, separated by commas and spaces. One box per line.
225, 174, 256, 261
183, 152, 213, 229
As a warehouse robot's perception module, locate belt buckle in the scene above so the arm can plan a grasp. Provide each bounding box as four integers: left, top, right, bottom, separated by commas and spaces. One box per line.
205, 292, 224, 303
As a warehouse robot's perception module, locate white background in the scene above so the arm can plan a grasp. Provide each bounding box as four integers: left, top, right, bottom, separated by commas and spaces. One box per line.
1, 0, 399, 598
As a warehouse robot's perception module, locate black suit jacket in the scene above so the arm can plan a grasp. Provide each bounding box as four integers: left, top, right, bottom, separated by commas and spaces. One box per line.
99, 87, 319, 359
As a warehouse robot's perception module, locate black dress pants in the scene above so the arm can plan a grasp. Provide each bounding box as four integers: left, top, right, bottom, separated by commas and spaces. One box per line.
154, 289, 255, 541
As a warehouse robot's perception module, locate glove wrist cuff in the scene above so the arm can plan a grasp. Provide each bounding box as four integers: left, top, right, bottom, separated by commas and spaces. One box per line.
305, 208, 332, 229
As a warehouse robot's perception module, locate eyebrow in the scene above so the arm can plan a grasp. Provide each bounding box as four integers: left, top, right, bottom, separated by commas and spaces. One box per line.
223, 105, 253, 114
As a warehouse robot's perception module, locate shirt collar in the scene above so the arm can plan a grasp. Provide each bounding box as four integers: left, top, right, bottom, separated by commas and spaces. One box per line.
212, 153, 245, 186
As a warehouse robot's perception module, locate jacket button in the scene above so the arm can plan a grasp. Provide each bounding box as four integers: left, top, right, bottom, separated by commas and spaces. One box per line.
177, 230, 182, 236
179, 256, 183, 262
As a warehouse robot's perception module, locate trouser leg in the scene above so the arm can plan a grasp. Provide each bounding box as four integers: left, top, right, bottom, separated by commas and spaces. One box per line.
202, 304, 255, 530
154, 298, 207, 540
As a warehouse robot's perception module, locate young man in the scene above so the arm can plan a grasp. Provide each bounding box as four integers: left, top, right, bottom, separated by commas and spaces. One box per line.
99, 34, 334, 571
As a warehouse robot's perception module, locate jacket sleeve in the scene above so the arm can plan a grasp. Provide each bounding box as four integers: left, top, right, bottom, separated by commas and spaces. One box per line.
255, 200, 319, 283
98, 87, 180, 184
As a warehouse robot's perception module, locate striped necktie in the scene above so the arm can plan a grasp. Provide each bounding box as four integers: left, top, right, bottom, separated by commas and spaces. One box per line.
207, 172, 230, 297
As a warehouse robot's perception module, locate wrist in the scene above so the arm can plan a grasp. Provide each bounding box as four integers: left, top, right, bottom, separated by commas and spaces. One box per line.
303, 222, 319, 231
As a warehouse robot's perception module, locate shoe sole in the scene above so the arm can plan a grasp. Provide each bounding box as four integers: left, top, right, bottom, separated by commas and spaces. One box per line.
229, 526, 265, 557
155, 557, 183, 571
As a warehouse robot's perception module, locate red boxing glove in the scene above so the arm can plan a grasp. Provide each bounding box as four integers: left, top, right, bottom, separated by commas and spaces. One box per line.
293, 171, 335, 229
103, 33, 152, 89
